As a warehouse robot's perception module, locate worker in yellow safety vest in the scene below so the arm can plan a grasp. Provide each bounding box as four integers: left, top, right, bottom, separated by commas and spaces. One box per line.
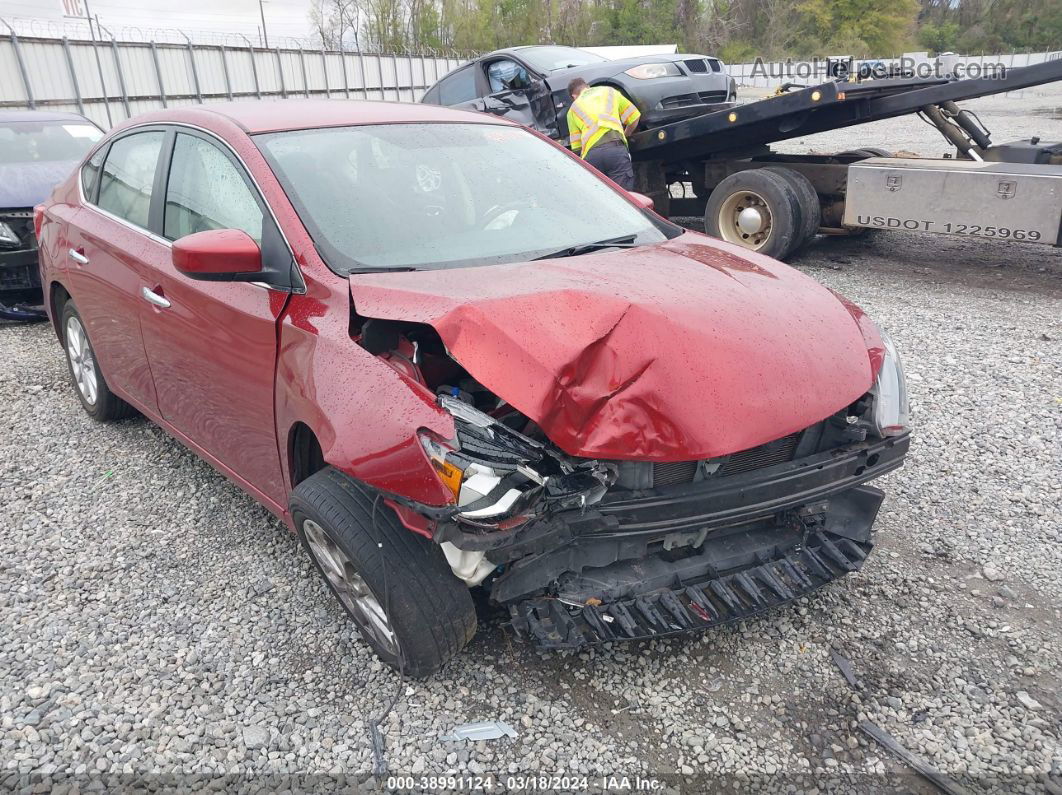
566, 78, 641, 190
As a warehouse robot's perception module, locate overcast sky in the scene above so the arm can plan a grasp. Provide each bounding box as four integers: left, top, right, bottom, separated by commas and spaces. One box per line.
0, 0, 315, 43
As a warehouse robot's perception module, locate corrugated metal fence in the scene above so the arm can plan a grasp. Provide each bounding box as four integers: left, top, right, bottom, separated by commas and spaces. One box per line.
0, 31, 470, 129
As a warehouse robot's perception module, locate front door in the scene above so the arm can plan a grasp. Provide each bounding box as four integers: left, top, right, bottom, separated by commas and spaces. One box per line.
138, 129, 289, 506
481, 59, 560, 139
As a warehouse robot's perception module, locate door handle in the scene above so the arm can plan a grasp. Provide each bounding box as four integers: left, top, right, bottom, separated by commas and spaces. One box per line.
68, 248, 89, 265
141, 286, 171, 309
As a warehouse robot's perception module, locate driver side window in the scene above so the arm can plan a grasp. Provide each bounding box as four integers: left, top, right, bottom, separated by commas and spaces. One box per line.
486, 60, 531, 93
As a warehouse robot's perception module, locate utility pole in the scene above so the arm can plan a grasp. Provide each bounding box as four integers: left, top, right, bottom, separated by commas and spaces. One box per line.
82, 0, 113, 126
258, 0, 269, 48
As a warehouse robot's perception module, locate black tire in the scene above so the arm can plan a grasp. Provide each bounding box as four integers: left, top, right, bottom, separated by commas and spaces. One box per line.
838, 147, 893, 159
290, 467, 477, 678
704, 169, 802, 259
60, 299, 137, 422
763, 166, 821, 248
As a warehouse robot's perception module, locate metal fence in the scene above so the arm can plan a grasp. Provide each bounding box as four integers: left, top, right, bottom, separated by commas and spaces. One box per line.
731, 50, 1062, 89
0, 30, 471, 129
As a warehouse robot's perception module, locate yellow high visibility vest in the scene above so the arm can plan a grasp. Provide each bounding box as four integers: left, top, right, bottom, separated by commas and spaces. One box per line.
566, 86, 641, 158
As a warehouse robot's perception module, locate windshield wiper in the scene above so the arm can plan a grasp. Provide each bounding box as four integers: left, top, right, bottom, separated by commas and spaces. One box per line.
346, 265, 420, 274
533, 235, 639, 261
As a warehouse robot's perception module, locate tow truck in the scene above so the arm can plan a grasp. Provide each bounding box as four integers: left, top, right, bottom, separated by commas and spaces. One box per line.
628, 58, 1062, 260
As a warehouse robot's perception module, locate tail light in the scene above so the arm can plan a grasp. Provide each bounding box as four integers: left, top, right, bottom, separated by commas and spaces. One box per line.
33, 204, 45, 241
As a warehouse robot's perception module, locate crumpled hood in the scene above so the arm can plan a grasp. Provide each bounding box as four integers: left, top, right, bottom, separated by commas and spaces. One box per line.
349, 235, 880, 461
0, 161, 78, 209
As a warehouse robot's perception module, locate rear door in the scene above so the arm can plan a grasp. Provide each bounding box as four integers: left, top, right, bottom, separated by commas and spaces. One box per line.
434, 65, 481, 112
63, 128, 166, 414
137, 127, 290, 505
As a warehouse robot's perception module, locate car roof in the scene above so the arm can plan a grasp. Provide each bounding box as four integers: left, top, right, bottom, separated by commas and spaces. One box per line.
0, 109, 95, 123
484, 45, 587, 59
122, 99, 512, 135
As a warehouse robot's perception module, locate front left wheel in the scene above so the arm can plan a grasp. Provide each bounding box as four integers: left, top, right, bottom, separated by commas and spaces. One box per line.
290, 467, 477, 678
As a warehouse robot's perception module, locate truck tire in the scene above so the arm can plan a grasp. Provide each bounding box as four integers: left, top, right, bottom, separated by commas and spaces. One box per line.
290, 467, 477, 678
763, 167, 821, 248
838, 147, 893, 158
60, 299, 138, 422
704, 169, 802, 259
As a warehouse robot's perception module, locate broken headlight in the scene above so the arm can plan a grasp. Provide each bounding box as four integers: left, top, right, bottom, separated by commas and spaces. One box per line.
0, 221, 21, 248
870, 326, 910, 437
624, 63, 682, 79
419, 395, 612, 529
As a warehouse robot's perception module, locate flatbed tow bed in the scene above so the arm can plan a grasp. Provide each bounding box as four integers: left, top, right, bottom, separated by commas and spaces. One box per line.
627, 58, 1062, 260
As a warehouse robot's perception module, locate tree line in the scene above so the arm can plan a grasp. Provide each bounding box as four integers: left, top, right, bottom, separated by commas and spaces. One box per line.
308, 0, 1061, 60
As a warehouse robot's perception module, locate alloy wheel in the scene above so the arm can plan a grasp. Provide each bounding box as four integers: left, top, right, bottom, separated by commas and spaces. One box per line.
65, 316, 98, 406
302, 518, 399, 656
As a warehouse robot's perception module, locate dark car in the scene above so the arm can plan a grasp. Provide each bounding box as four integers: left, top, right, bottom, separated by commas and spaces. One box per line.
421, 45, 736, 143
0, 110, 103, 320
38, 100, 909, 676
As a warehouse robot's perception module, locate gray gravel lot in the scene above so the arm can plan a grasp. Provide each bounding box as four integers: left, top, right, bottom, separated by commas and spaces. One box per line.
2, 89, 1061, 793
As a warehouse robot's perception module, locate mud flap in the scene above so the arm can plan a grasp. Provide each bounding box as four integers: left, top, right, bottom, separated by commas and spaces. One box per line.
509, 530, 872, 649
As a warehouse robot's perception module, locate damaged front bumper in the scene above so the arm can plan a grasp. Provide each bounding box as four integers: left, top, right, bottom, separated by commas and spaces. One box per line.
510, 488, 880, 648
0, 210, 46, 321
435, 431, 909, 648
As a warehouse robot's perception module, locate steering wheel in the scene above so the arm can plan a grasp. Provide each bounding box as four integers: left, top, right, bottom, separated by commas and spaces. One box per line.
481, 200, 530, 229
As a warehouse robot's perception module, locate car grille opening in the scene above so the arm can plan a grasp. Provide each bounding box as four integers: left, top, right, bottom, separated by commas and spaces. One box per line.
684, 58, 723, 74
660, 91, 728, 110
697, 90, 728, 103
652, 460, 699, 487
660, 93, 699, 109
717, 433, 801, 476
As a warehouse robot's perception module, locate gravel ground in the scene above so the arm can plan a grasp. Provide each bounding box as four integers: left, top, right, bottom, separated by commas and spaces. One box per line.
2, 91, 1061, 793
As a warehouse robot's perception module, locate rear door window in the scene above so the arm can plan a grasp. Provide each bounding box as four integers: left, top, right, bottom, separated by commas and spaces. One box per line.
163, 133, 264, 243
438, 67, 477, 105
96, 131, 165, 229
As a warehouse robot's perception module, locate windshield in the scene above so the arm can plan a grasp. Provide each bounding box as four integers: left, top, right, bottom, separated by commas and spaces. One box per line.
256, 123, 676, 272
0, 122, 102, 165
518, 46, 607, 72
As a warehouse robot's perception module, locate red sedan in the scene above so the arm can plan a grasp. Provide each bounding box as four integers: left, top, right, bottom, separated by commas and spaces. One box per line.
36, 100, 910, 676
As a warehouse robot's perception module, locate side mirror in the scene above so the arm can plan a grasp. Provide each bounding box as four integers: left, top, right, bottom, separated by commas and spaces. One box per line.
172, 229, 262, 281
629, 192, 654, 211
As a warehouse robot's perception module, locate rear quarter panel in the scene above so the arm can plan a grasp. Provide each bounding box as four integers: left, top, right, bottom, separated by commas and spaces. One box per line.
38, 174, 81, 330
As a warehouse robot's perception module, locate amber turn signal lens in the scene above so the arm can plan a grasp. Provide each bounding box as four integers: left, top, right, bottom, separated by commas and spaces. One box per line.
431, 457, 463, 499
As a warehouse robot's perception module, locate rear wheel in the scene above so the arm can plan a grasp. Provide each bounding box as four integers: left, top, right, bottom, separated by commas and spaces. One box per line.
838, 147, 893, 159
704, 169, 802, 259
290, 467, 477, 678
763, 166, 821, 249
61, 299, 137, 422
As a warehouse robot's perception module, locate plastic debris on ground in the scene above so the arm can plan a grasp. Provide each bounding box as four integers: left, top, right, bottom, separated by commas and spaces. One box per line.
441, 721, 518, 742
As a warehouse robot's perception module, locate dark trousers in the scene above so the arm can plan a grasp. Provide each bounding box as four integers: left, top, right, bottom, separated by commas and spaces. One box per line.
585, 141, 635, 191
